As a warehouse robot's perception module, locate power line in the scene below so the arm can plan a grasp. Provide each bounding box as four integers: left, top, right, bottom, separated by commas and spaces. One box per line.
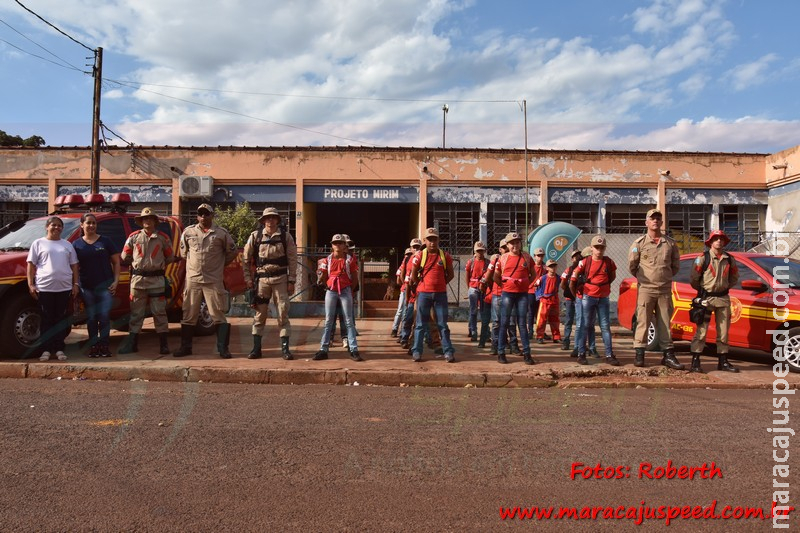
13, 0, 94, 52
109, 79, 381, 146
0, 18, 88, 73
103, 77, 519, 105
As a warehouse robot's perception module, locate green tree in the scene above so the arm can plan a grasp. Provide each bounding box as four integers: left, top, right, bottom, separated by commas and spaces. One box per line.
215, 202, 259, 248
0, 130, 46, 147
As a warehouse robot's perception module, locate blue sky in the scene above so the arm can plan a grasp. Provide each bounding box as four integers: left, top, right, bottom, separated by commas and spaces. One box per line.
1, 0, 799, 153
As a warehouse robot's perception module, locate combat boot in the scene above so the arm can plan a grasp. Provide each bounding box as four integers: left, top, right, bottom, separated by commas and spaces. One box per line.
717, 355, 739, 373
248, 335, 262, 359
217, 323, 232, 359
661, 349, 685, 370
689, 353, 704, 373
158, 333, 170, 355
173, 325, 194, 357
280, 336, 293, 360
118, 332, 138, 354
634, 348, 645, 367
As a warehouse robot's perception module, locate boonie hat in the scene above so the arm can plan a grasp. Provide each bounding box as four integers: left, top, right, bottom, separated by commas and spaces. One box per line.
259, 207, 281, 223
546, 259, 558, 267
646, 208, 663, 218
591, 235, 606, 247
704, 229, 731, 248
500, 238, 508, 250
410, 238, 423, 248
533, 247, 545, 256
134, 207, 160, 226
424, 228, 439, 240
331, 233, 346, 244
582, 246, 592, 257
473, 241, 486, 252
504, 232, 522, 243
197, 203, 214, 215
344, 234, 354, 247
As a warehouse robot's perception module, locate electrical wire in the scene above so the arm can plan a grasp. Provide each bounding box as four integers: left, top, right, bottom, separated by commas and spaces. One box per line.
0, 18, 87, 72
103, 77, 518, 105
110, 78, 381, 146
0, 35, 87, 73
12, 0, 94, 52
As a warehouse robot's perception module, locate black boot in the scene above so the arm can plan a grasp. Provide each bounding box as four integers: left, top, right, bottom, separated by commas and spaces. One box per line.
634, 348, 645, 367
173, 325, 194, 357
217, 323, 232, 359
158, 333, 170, 355
661, 349, 685, 370
248, 335, 262, 359
280, 336, 293, 360
118, 332, 138, 354
689, 353, 704, 373
717, 355, 739, 373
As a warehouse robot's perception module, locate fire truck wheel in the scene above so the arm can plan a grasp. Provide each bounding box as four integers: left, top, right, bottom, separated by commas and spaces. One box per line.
780, 326, 800, 373
1, 294, 42, 358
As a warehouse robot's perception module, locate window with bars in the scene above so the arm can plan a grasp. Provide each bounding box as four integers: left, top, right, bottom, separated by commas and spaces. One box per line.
666, 205, 710, 237
0, 202, 48, 227
607, 205, 651, 233
487, 203, 538, 251
427, 203, 480, 255
721, 205, 765, 251
548, 203, 597, 232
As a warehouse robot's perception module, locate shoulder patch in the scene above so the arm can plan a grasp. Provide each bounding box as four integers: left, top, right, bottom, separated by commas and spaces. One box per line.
694, 256, 704, 265
631, 247, 638, 253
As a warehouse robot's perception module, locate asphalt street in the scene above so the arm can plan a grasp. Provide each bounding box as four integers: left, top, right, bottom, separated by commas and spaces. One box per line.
0, 380, 795, 532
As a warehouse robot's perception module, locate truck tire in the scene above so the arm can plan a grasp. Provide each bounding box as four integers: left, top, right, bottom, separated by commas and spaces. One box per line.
779, 326, 800, 373
194, 300, 216, 336
630, 314, 659, 352
1, 293, 42, 358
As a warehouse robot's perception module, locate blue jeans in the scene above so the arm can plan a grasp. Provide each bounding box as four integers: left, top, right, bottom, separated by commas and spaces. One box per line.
391, 290, 407, 331
576, 296, 613, 356
562, 299, 576, 344
499, 291, 530, 354
399, 298, 416, 343
468, 287, 483, 336
413, 292, 453, 356
491, 295, 518, 347
320, 287, 357, 352
82, 286, 113, 345
574, 296, 596, 351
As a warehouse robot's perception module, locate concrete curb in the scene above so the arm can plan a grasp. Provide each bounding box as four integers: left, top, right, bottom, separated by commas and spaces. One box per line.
5, 361, 792, 389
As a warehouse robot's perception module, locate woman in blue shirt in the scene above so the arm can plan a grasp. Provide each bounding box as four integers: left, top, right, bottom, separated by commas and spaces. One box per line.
73, 213, 120, 357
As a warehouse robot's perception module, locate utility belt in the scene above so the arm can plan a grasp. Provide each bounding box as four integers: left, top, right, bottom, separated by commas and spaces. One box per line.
705, 290, 729, 297
255, 267, 288, 279
131, 268, 165, 277
256, 256, 289, 268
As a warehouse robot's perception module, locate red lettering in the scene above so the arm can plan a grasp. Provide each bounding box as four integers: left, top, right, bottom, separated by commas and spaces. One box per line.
638, 462, 652, 479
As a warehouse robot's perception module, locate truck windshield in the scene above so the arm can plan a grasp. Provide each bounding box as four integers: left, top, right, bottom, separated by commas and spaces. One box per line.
0, 218, 81, 251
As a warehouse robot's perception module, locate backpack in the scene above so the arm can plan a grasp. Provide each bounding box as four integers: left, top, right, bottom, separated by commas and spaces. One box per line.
418, 248, 447, 283
326, 253, 354, 280
692, 251, 737, 293
254, 223, 288, 268
575, 256, 610, 293
466, 257, 488, 280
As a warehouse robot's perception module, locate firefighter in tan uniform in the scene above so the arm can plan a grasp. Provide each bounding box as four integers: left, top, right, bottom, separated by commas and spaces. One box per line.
689, 230, 740, 373
173, 203, 238, 358
628, 208, 684, 370
119, 208, 176, 355
242, 207, 297, 360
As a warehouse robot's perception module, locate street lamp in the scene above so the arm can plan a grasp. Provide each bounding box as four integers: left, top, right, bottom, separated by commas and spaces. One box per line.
442, 104, 449, 148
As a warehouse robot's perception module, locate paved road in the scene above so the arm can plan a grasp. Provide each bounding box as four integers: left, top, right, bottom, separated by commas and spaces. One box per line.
0, 380, 794, 531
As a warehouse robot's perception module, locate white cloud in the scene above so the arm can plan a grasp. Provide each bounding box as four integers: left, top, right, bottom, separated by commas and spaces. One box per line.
725, 53, 778, 91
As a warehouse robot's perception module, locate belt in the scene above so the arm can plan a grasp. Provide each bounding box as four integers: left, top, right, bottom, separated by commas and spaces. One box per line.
131, 268, 165, 277
256, 267, 288, 278
706, 290, 729, 297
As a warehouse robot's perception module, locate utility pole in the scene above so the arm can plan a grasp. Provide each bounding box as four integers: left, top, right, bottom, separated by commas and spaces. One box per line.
523, 99, 529, 250
441, 104, 449, 148
90, 47, 103, 195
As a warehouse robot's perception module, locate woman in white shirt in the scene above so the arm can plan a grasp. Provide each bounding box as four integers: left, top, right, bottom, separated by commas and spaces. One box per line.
26, 216, 80, 361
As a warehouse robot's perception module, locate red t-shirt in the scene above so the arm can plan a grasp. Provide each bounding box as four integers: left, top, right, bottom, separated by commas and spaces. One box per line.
465, 257, 487, 289
499, 252, 534, 293
528, 262, 546, 294
397, 255, 412, 292
538, 273, 560, 302
412, 249, 453, 293
570, 256, 616, 298
318, 254, 358, 292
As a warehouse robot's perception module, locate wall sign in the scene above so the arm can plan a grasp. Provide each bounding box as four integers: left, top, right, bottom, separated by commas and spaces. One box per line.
305, 186, 419, 203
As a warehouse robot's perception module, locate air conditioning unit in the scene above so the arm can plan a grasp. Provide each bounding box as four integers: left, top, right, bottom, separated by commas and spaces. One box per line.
179, 176, 213, 198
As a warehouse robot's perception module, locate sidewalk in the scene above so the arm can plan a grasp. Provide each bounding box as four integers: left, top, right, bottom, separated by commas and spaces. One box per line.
0, 317, 795, 389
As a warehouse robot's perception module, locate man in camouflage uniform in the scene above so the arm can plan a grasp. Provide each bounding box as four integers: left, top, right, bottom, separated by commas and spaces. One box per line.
173, 203, 238, 358
628, 208, 684, 369
119, 207, 175, 355
242, 207, 297, 360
